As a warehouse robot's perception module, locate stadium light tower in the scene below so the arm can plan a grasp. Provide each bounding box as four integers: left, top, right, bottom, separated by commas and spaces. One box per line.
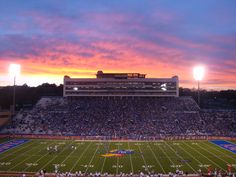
193, 66, 205, 106
9, 64, 21, 115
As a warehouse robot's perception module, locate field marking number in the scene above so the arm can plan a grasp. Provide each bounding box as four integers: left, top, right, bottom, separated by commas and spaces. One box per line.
142, 165, 153, 168
154, 143, 162, 146
135, 143, 142, 146
26, 163, 38, 166
76, 143, 84, 145
112, 165, 123, 168
191, 143, 198, 145
198, 164, 210, 168
81, 164, 94, 168
0, 162, 11, 166
53, 163, 66, 167
173, 143, 180, 145
96, 143, 103, 145
171, 165, 182, 168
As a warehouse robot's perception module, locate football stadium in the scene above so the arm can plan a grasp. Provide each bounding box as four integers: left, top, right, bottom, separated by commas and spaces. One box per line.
1, 0, 236, 177
0, 71, 236, 176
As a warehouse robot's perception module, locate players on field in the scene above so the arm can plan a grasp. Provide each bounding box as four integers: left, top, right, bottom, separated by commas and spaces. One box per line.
47, 145, 62, 154
54, 164, 59, 174
71, 145, 77, 150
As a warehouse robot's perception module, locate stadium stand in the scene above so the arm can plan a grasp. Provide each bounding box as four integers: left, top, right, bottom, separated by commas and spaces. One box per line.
1, 96, 235, 138
0, 111, 11, 129
200, 109, 236, 136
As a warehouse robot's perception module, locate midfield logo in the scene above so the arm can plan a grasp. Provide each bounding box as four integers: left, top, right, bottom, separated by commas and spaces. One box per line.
101, 149, 134, 157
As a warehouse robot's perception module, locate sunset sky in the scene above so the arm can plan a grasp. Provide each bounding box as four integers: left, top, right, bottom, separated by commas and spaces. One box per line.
0, 0, 236, 90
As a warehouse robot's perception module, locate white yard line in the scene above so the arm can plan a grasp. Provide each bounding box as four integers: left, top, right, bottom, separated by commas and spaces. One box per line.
100, 142, 110, 173
8, 141, 54, 171
180, 142, 207, 171
128, 142, 134, 174
147, 142, 165, 173
25, 141, 78, 172
116, 143, 120, 175
23, 144, 55, 171
84, 144, 100, 174
38, 141, 74, 171
197, 143, 231, 171
204, 141, 236, 164
69, 142, 92, 172
0, 140, 35, 161
185, 142, 224, 170
137, 143, 150, 174
57, 144, 78, 165
164, 141, 197, 173
156, 142, 175, 165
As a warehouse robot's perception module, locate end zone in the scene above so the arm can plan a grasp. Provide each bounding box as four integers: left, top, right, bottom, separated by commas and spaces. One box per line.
210, 140, 236, 154
0, 139, 29, 154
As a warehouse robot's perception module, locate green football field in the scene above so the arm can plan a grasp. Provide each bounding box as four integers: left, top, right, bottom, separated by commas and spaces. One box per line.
0, 139, 236, 175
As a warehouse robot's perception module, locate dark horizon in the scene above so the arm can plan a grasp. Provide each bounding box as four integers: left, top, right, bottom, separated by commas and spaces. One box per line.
1, 83, 236, 111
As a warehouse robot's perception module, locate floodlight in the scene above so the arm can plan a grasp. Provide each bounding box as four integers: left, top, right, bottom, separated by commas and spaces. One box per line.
9, 63, 21, 115
160, 83, 167, 91
193, 66, 204, 81
9, 64, 21, 77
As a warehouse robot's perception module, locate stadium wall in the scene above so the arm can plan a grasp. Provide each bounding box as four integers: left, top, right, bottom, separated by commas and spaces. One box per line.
2, 134, 236, 141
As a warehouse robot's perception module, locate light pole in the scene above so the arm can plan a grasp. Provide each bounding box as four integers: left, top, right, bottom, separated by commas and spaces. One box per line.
193, 66, 205, 106
9, 64, 21, 115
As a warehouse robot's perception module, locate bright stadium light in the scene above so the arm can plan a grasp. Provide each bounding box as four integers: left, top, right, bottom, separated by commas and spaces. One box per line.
193, 66, 205, 81
193, 65, 205, 106
9, 64, 21, 78
9, 64, 21, 115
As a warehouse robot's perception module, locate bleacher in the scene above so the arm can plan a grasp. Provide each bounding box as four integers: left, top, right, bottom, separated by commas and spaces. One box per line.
1, 96, 235, 138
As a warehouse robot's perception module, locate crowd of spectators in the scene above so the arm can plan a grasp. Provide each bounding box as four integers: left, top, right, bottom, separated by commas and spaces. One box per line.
200, 109, 236, 136
1, 96, 235, 138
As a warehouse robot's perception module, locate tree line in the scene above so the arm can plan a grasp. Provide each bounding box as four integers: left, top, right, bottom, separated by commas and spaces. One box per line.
0, 83, 63, 110
0, 84, 236, 110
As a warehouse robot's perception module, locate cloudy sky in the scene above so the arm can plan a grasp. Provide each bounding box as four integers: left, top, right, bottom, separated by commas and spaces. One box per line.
0, 0, 236, 90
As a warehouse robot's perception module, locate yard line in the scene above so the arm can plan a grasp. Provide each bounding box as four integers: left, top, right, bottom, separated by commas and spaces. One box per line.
116, 143, 120, 175
184, 142, 224, 170
23, 143, 55, 171
147, 142, 165, 173
7, 141, 55, 171
0, 140, 35, 161
100, 142, 110, 173
163, 141, 197, 173
84, 144, 100, 174
155, 142, 175, 165
128, 142, 134, 174
25, 141, 78, 172
137, 143, 150, 174
204, 141, 236, 163
69, 142, 92, 172
38, 141, 74, 171
196, 142, 233, 171
179, 142, 207, 171
54, 142, 79, 168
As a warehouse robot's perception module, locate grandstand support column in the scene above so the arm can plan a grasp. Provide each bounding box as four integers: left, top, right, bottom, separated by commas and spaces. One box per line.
9, 63, 20, 115
193, 65, 204, 107
12, 76, 16, 115
198, 80, 200, 107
